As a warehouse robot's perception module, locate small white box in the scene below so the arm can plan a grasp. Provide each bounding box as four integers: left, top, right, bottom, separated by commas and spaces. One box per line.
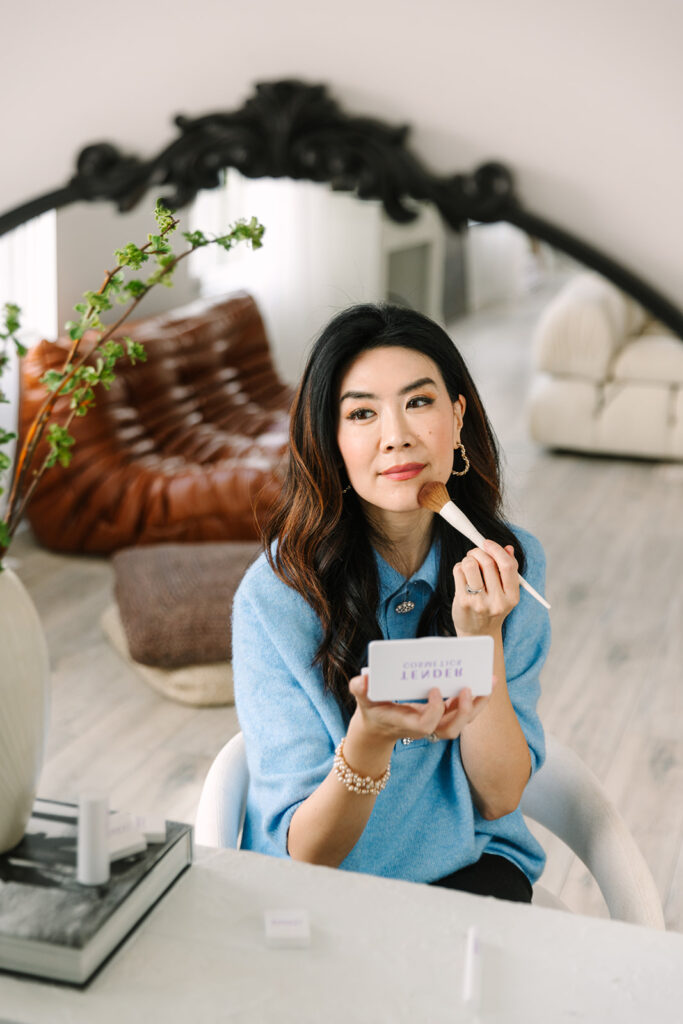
108, 829, 147, 862
367, 635, 494, 702
133, 814, 167, 844
264, 909, 311, 948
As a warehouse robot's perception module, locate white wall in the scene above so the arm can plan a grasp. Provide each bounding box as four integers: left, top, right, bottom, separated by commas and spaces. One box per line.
192, 175, 391, 383
55, 200, 201, 330
191, 173, 446, 382
2, 0, 682, 314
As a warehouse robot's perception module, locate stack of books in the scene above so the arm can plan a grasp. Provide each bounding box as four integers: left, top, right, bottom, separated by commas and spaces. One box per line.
0, 798, 193, 986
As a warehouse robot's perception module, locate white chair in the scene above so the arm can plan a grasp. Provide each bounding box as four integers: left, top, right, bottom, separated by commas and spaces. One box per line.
195, 731, 249, 849
194, 730, 665, 929
520, 734, 665, 929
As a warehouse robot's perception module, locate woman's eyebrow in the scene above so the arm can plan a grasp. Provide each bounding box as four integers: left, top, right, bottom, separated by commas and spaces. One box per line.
339, 377, 437, 403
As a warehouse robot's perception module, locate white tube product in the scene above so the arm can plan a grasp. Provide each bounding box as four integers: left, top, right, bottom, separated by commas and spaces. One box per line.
462, 925, 483, 1015
77, 792, 110, 885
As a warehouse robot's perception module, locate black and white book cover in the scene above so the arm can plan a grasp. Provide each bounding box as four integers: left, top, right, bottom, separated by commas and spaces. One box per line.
0, 798, 192, 985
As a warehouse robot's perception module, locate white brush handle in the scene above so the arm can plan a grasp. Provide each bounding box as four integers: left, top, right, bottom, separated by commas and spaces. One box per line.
438, 501, 551, 611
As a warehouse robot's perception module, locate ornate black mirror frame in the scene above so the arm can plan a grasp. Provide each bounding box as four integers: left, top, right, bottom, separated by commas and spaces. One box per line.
2, 78, 682, 339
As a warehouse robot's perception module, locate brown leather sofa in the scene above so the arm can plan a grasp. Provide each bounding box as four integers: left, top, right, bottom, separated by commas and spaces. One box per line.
19, 292, 293, 553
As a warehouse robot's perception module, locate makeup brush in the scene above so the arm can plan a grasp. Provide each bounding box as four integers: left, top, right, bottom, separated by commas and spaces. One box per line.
418, 481, 551, 610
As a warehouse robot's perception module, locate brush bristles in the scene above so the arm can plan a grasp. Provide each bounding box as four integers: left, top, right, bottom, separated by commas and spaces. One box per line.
417, 480, 450, 513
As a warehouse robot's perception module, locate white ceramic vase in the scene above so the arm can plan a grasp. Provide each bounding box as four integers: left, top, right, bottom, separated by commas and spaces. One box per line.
0, 566, 50, 853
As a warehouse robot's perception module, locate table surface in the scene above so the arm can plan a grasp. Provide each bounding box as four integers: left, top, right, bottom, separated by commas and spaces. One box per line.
1, 846, 682, 1024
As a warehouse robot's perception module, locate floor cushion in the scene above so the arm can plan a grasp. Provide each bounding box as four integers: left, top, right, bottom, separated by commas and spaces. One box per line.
111, 540, 261, 670
101, 604, 234, 707
102, 540, 261, 706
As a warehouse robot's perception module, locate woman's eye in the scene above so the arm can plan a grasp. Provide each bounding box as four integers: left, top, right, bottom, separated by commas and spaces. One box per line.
407, 395, 434, 408
347, 407, 375, 421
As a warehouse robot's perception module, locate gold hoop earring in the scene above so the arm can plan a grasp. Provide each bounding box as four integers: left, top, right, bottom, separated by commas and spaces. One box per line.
342, 485, 351, 494
450, 442, 470, 477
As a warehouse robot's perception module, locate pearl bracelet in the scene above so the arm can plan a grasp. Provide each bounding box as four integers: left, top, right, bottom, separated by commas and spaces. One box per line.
333, 737, 391, 796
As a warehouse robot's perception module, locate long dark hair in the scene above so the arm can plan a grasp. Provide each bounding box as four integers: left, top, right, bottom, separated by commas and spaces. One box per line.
263, 303, 523, 714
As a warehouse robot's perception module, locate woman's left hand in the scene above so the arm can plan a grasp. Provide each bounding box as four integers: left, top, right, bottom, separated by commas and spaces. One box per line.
452, 540, 520, 637
431, 680, 496, 740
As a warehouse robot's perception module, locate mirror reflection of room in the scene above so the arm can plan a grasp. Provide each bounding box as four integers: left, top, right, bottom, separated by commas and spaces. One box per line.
3, 181, 679, 917
1, 4, 682, 1008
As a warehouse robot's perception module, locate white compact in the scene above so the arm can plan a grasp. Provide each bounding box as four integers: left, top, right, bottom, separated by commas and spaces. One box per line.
367, 635, 494, 702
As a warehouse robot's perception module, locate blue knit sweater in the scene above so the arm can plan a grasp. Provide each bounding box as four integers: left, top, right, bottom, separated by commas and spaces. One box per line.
232, 527, 550, 884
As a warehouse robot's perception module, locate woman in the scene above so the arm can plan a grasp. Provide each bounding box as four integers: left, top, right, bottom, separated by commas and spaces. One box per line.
232, 303, 550, 902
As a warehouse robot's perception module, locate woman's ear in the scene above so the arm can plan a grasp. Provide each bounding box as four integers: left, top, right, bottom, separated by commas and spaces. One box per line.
453, 394, 466, 441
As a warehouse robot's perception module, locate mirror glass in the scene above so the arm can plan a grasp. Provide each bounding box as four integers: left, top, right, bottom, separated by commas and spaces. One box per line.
187, 169, 581, 386
190, 169, 451, 384
0, 170, 582, 494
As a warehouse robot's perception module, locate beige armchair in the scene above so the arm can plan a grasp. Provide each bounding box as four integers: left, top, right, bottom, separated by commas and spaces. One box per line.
528, 273, 683, 460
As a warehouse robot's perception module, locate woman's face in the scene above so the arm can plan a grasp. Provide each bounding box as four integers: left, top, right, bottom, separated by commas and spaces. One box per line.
336, 345, 465, 516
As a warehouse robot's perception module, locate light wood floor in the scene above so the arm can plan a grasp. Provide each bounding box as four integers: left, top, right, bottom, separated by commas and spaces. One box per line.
10, 272, 683, 930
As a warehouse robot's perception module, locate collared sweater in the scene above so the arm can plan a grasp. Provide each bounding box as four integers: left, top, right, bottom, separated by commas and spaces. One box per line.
232, 526, 550, 884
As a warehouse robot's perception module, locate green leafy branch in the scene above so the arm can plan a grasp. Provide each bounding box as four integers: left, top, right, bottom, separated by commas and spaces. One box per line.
0, 201, 265, 559
0, 302, 26, 405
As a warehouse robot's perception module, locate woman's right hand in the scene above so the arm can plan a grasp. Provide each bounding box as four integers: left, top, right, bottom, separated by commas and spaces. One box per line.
346, 672, 493, 772
348, 672, 446, 746
340, 672, 446, 779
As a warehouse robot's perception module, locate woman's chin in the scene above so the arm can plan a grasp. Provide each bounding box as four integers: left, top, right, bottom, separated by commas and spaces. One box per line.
358, 493, 426, 517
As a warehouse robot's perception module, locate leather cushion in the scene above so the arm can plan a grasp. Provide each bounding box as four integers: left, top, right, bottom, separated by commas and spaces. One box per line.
19, 292, 293, 553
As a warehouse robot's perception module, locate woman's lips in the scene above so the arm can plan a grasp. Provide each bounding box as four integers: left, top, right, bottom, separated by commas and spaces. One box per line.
381, 463, 425, 481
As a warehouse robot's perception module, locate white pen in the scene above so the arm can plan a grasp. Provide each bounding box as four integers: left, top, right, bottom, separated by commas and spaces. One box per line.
462, 925, 483, 1016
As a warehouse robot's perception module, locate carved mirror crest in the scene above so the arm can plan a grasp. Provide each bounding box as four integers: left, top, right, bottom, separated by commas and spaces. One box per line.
1, 78, 682, 338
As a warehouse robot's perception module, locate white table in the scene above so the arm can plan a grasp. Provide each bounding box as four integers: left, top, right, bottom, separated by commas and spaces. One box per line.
1, 846, 682, 1023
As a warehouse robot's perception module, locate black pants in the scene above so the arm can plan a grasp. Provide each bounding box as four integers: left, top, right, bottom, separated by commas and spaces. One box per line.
430, 853, 532, 903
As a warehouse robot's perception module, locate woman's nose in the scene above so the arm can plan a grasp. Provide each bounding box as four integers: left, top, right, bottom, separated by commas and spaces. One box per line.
380, 411, 414, 450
